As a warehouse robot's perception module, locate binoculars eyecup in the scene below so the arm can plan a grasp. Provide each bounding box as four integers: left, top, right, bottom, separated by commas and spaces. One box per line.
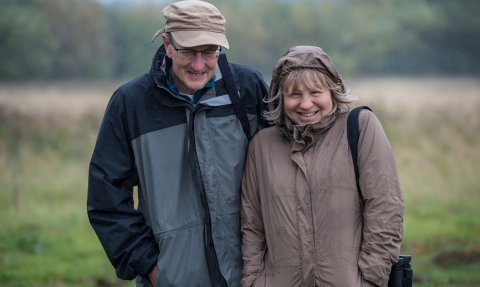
387, 254, 413, 287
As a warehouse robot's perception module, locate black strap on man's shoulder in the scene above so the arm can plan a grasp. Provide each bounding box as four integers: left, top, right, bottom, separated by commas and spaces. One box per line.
217, 53, 252, 142
347, 106, 372, 203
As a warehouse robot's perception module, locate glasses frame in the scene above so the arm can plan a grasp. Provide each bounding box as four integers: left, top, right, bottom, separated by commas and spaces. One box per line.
167, 35, 221, 60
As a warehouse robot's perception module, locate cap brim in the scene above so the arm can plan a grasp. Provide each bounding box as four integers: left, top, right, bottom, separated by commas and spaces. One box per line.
171, 31, 229, 49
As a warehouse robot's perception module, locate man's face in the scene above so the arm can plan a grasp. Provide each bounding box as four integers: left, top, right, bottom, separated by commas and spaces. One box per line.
163, 34, 219, 95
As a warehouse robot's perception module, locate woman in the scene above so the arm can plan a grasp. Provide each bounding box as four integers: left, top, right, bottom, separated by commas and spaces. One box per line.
240, 46, 404, 287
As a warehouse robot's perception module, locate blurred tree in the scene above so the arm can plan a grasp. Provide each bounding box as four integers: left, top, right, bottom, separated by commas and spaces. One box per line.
417, 0, 480, 74
105, 3, 163, 79
0, 0, 55, 80
332, 0, 439, 75
38, 0, 113, 79
226, 0, 480, 77
0, 0, 112, 80
0, 0, 479, 80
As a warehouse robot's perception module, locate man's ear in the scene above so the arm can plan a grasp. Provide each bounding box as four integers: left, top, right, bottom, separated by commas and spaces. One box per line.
162, 34, 172, 59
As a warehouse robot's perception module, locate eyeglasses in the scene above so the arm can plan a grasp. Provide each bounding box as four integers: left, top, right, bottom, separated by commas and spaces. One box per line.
167, 35, 221, 61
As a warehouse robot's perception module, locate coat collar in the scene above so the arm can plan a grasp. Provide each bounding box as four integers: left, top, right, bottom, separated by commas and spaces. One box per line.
277, 111, 338, 153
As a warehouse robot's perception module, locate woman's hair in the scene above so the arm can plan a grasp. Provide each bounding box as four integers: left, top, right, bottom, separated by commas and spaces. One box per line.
263, 68, 358, 125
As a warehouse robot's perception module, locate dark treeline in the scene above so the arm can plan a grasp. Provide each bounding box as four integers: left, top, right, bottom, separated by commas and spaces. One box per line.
1, 0, 479, 81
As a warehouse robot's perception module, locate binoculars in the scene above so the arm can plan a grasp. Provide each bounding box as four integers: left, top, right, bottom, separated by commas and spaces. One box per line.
388, 254, 413, 287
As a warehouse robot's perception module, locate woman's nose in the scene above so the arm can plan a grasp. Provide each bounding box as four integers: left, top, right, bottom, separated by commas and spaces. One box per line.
299, 96, 313, 109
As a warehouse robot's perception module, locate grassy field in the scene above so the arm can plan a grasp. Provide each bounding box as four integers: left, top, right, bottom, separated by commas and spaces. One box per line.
0, 78, 479, 287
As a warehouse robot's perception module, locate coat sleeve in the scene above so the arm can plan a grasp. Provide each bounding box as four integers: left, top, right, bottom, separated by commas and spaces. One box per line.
357, 110, 404, 287
240, 139, 266, 287
87, 89, 159, 280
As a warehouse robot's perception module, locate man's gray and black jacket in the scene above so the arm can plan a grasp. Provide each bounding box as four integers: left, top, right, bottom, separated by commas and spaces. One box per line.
87, 45, 268, 286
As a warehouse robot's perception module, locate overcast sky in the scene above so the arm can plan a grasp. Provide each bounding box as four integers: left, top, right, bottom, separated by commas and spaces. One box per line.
95, 0, 318, 6
95, 0, 170, 6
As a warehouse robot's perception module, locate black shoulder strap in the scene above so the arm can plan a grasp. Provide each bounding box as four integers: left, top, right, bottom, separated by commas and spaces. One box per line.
347, 106, 372, 203
218, 53, 252, 142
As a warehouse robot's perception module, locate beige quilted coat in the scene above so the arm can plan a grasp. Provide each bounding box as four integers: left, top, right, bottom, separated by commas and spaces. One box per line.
240, 46, 404, 287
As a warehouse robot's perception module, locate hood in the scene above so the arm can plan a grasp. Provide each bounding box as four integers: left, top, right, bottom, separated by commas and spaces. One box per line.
268, 46, 346, 111
150, 44, 170, 89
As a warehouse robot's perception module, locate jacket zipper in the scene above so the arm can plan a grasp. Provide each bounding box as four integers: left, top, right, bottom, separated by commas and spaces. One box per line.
187, 105, 228, 287
307, 164, 319, 284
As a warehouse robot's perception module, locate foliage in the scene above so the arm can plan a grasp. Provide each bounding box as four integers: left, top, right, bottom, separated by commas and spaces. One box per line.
0, 1, 54, 79
105, 4, 162, 78
0, 98, 130, 287
36, 0, 113, 79
0, 0, 112, 80
358, 85, 480, 286
0, 0, 479, 80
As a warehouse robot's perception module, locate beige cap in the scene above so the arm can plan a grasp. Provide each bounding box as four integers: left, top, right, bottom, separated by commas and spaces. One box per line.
151, 0, 229, 49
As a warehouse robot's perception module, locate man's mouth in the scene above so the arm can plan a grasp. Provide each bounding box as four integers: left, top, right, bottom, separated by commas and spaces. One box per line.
189, 72, 205, 77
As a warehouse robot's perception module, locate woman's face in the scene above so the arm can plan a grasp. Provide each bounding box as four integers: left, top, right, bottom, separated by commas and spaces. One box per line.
284, 83, 333, 126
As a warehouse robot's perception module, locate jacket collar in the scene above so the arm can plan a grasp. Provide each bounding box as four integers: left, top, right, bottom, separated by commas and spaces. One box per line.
277, 111, 338, 153
150, 45, 169, 90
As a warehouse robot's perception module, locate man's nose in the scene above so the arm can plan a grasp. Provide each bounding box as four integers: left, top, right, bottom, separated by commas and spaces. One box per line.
191, 52, 205, 70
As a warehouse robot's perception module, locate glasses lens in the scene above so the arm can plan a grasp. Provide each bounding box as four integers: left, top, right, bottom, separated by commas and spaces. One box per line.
178, 50, 196, 59
201, 51, 218, 60
175, 49, 220, 60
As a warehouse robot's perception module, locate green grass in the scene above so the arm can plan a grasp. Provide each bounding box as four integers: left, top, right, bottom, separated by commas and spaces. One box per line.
0, 107, 133, 287
373, 101, 480, 286
1, 81, 479, 286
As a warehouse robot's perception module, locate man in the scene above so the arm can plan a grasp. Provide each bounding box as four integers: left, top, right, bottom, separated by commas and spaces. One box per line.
87, 1, 268, 286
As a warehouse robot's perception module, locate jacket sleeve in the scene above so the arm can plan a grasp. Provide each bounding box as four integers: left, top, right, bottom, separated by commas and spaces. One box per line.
357, 110, 404, 287
87, 89, 159, 280
240, 139, 266, 287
